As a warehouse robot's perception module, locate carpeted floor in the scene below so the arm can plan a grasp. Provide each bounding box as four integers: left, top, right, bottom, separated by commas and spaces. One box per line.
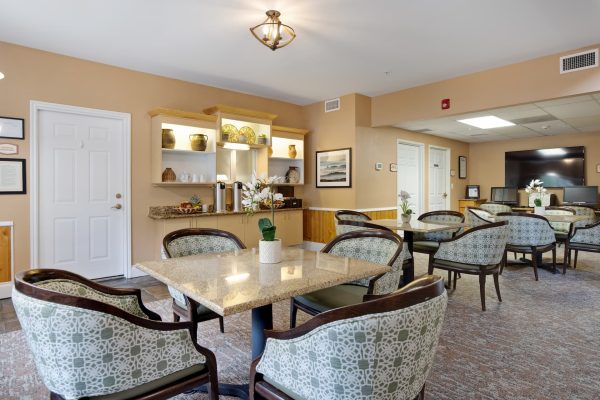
1, 251, 599, 399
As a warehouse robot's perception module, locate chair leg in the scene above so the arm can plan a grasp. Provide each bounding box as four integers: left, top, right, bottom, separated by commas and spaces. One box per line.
447, 270, 452, 288
453, 272, 458, 289
532, 249, 539, 281
413, 384, 426, 400
574, 250, 579, 269
493, 273, 502, 302
173, 312, 180, 322
500, 251, 507, 275
552, 247, 557, 274
479, 272, 487, 311
289, 300, 298, 329
513, 251, 517, 260
563, 243, 569, 274
427, 254, 434, 275
218, 316, 225, 333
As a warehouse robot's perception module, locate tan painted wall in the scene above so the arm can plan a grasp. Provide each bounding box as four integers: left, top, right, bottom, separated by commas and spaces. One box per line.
0, 41, 305, 275
356, 127, 469, 210
468, 131, 600, 205
372, 44, 600, 126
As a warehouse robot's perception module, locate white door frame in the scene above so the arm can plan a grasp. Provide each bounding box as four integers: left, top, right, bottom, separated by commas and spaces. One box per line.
428, 145, 451, 210
397, 139, 425, 217
30, 101, 133, 278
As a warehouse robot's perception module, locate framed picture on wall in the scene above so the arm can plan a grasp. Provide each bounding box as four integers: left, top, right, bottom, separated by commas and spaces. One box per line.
316, 148, 352, 188
458, 156, 467, 179
0, 117, 25, 140
465, 185, 480, 199
0, 158, 26, 194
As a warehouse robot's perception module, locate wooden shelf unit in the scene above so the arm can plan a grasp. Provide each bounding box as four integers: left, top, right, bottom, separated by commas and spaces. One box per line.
269, 125, 308, 185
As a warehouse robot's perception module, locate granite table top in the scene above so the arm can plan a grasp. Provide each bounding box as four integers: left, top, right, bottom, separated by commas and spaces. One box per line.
135, 247, 390, 316
370, 219, 465, 232
148, 206, 304, 220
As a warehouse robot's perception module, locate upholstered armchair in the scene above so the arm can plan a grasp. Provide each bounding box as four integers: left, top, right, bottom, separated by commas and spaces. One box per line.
564, 220, 600, 272
544, 207, 576, 244
480, 202, 512, 215
465, 207, 494, 227
251, 275, 448, 400
428, 221, 508, 311
569, 205, 598, 228
13, 269, 218, 400
163, 228, 246, 333
334, 209, 371, 222
290, 229, 403, 328
412, 211, 465, 256
496, 213, 557, 280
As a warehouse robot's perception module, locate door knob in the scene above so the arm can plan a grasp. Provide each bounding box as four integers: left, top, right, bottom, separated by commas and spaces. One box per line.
111, 204, 122, 210
442, 192, 448, 198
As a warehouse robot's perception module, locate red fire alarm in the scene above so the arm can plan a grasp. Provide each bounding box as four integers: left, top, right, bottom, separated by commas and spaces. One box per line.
441, 98, 450, 110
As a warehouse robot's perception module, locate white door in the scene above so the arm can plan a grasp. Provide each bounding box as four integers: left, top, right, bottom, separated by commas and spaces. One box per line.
397, 141, 423, 218
36, 107, 128, 279
429, 147, 450, 211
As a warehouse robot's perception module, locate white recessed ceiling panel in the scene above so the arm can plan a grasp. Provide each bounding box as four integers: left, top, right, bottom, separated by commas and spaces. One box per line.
535, 95, 594, 108
0, 1, 599, 104
522, 120, 577, 135
541, 101, 600, 119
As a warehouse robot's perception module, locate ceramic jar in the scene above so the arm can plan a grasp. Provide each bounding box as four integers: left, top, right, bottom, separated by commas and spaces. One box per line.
189, 134, 208, 151
401, 214, 412, 224
288, 144, 297, 159
259, 239, 282, 263
162, 129, 176, 149
162, 168, 176, 182
286, 166, 300, 184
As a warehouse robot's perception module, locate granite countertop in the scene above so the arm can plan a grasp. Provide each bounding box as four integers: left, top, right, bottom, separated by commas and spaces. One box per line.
135, 247, 390, 316
148, 206, 305, 220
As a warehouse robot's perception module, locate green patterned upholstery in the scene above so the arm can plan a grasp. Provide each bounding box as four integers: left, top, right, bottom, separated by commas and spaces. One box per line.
434, 223, 508, 266
335, 222, 412, 262
569, 206, 598, 228
335, 210, 371, 222
465, 208, 493, 227
480, 203, 512, 215
544, 208, 575, 234
570, 222, 600, 246
496, 214, 556, 247
12, 290, 206, 400
414, 212, 464, 242
258, 291, 448, 400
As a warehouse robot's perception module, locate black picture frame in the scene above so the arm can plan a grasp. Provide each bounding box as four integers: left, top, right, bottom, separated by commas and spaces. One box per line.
0, 117, 25, 140
458, 156, 467, 179
465, 185, 480, 199
0, 158, 26, 194
316, 147, 352, 188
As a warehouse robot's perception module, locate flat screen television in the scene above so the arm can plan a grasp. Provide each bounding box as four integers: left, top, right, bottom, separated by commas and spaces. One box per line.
505, 146, 585, 188
563, 186, 598, 205
490, 187, 518, 205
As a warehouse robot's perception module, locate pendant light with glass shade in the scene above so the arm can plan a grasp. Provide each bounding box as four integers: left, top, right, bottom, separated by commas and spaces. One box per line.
250, 10, 296, 51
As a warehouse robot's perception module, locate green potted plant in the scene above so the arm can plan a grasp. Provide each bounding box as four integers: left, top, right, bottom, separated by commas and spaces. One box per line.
525, 179, 547, 215
242, 174, 284, 263
399, 190, 413, 223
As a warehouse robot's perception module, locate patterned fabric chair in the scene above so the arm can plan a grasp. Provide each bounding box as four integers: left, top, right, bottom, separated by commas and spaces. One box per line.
334, 210, 371, 222
335, 220, 412, 263
412, 211, 465, 256
480, 203, 513, 215
163, 228, 246, 333
564, 221, 600, 272
465, 207, 494, 227
290, 230, 403, 328
496, 213, 557, 281
428, 221, 508, 311
544, 207, 576, 244
251, 275, 448, 400
13, 269, 218, 400
568, 205, 598, 228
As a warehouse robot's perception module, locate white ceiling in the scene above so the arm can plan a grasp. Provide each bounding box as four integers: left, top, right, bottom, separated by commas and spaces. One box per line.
395, 92, 600, 143
0, 1, 600, 105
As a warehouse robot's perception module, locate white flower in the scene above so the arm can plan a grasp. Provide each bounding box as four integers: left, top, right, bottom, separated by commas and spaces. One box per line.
273, 193, 284, 201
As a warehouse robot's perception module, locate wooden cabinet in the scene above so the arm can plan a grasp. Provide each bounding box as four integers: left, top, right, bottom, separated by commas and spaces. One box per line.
245, 214, 265, 249
217, 214, 246, 244
458, 198, 487, 214
269, 126, 308, 186
277, 210, 303, 246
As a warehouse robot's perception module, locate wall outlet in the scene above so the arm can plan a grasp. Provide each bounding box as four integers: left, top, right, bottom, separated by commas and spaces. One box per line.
375, 162, 383, 171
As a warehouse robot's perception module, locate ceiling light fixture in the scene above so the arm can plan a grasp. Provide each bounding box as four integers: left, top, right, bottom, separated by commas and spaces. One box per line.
224, 142, 250, 151
0, 72, 4, 80
457, 116, 515, 129
250, 10, 296, 51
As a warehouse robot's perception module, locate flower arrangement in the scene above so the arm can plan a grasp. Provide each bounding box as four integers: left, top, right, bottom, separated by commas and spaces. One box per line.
525, 179, 547, 207
242, 174, 284, 241
399, 190, 413, 216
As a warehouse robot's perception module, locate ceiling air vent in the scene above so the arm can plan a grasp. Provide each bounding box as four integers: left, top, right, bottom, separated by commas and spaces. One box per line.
324, 98, 340, 113
560, 49, 598, 74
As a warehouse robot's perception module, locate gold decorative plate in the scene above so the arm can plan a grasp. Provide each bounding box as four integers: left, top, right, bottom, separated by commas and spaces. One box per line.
239, 126, 256, 144
222, 124, 239, 142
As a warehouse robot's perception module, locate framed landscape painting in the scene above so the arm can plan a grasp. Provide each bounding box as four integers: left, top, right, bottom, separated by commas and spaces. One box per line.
316, 148, 352, 188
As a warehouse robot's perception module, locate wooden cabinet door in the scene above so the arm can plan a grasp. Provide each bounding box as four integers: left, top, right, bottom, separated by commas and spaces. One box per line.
285, 211, 304, 246
217, 214, 247, 247
194, 216, 218, 229
245, 214, 264, 249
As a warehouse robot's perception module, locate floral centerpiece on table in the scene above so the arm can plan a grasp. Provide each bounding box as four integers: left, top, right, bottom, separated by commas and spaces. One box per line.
242, 174, 285, 262
525, 179, 547, 213
399, 190, 413, 223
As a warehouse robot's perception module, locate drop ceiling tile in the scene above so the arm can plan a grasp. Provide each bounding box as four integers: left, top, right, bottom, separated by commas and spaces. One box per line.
593, 92, 600, 101
577, 125, 600, 133
535, 95, 593, 108
490, 126, 542, 139
493, 105, 548, 120
561, 115, 600, 128
522, 120, 577, 135
541, 100, 600, 119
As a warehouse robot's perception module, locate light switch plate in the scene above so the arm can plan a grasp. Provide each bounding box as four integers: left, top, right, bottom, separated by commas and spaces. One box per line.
375, 162, 383, 171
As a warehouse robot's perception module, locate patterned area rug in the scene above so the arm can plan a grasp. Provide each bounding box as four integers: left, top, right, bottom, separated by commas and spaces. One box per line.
2, 252, 600, 399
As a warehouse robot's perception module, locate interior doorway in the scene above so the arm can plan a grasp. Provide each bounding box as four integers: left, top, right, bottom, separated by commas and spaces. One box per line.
428, 146, 451, 211
397, 140, 424, 218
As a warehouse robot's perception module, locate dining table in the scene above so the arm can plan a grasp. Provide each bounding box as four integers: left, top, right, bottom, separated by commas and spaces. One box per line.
369, 218, 466, 284
135, 246, 390, 398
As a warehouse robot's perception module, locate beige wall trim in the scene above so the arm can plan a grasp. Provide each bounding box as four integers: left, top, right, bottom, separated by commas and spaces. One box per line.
307, 207, 397, 212
0, 221, 13, 299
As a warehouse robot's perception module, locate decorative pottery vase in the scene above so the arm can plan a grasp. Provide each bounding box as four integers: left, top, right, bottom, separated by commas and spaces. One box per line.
259, 239, 282, 263
285, 166, 300, 184
162, 129, 175, 149
401, 214, 412, 224
288, 144, 297, 159
268, 146, 273, 157
534, 206, 546, 216
189, 134, 208, 151
162, 167, 176, 182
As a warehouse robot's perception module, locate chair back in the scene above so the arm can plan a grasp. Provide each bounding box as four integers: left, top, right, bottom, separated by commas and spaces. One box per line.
335, 219, 390, 235
163, 228, 245, 258
256, 275, 448, 400
544, 206, 575, 233
12, 269, 204, 399
465, 207, 493, 227
496, 212, 556, 247
334, 209, 371, 222
435, 221, 508, 266
570, 220, 600, 246
322, 229, 403, 295
568, 205, 598, 227
417, 210, 464, 241
480, 202, 513, 215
